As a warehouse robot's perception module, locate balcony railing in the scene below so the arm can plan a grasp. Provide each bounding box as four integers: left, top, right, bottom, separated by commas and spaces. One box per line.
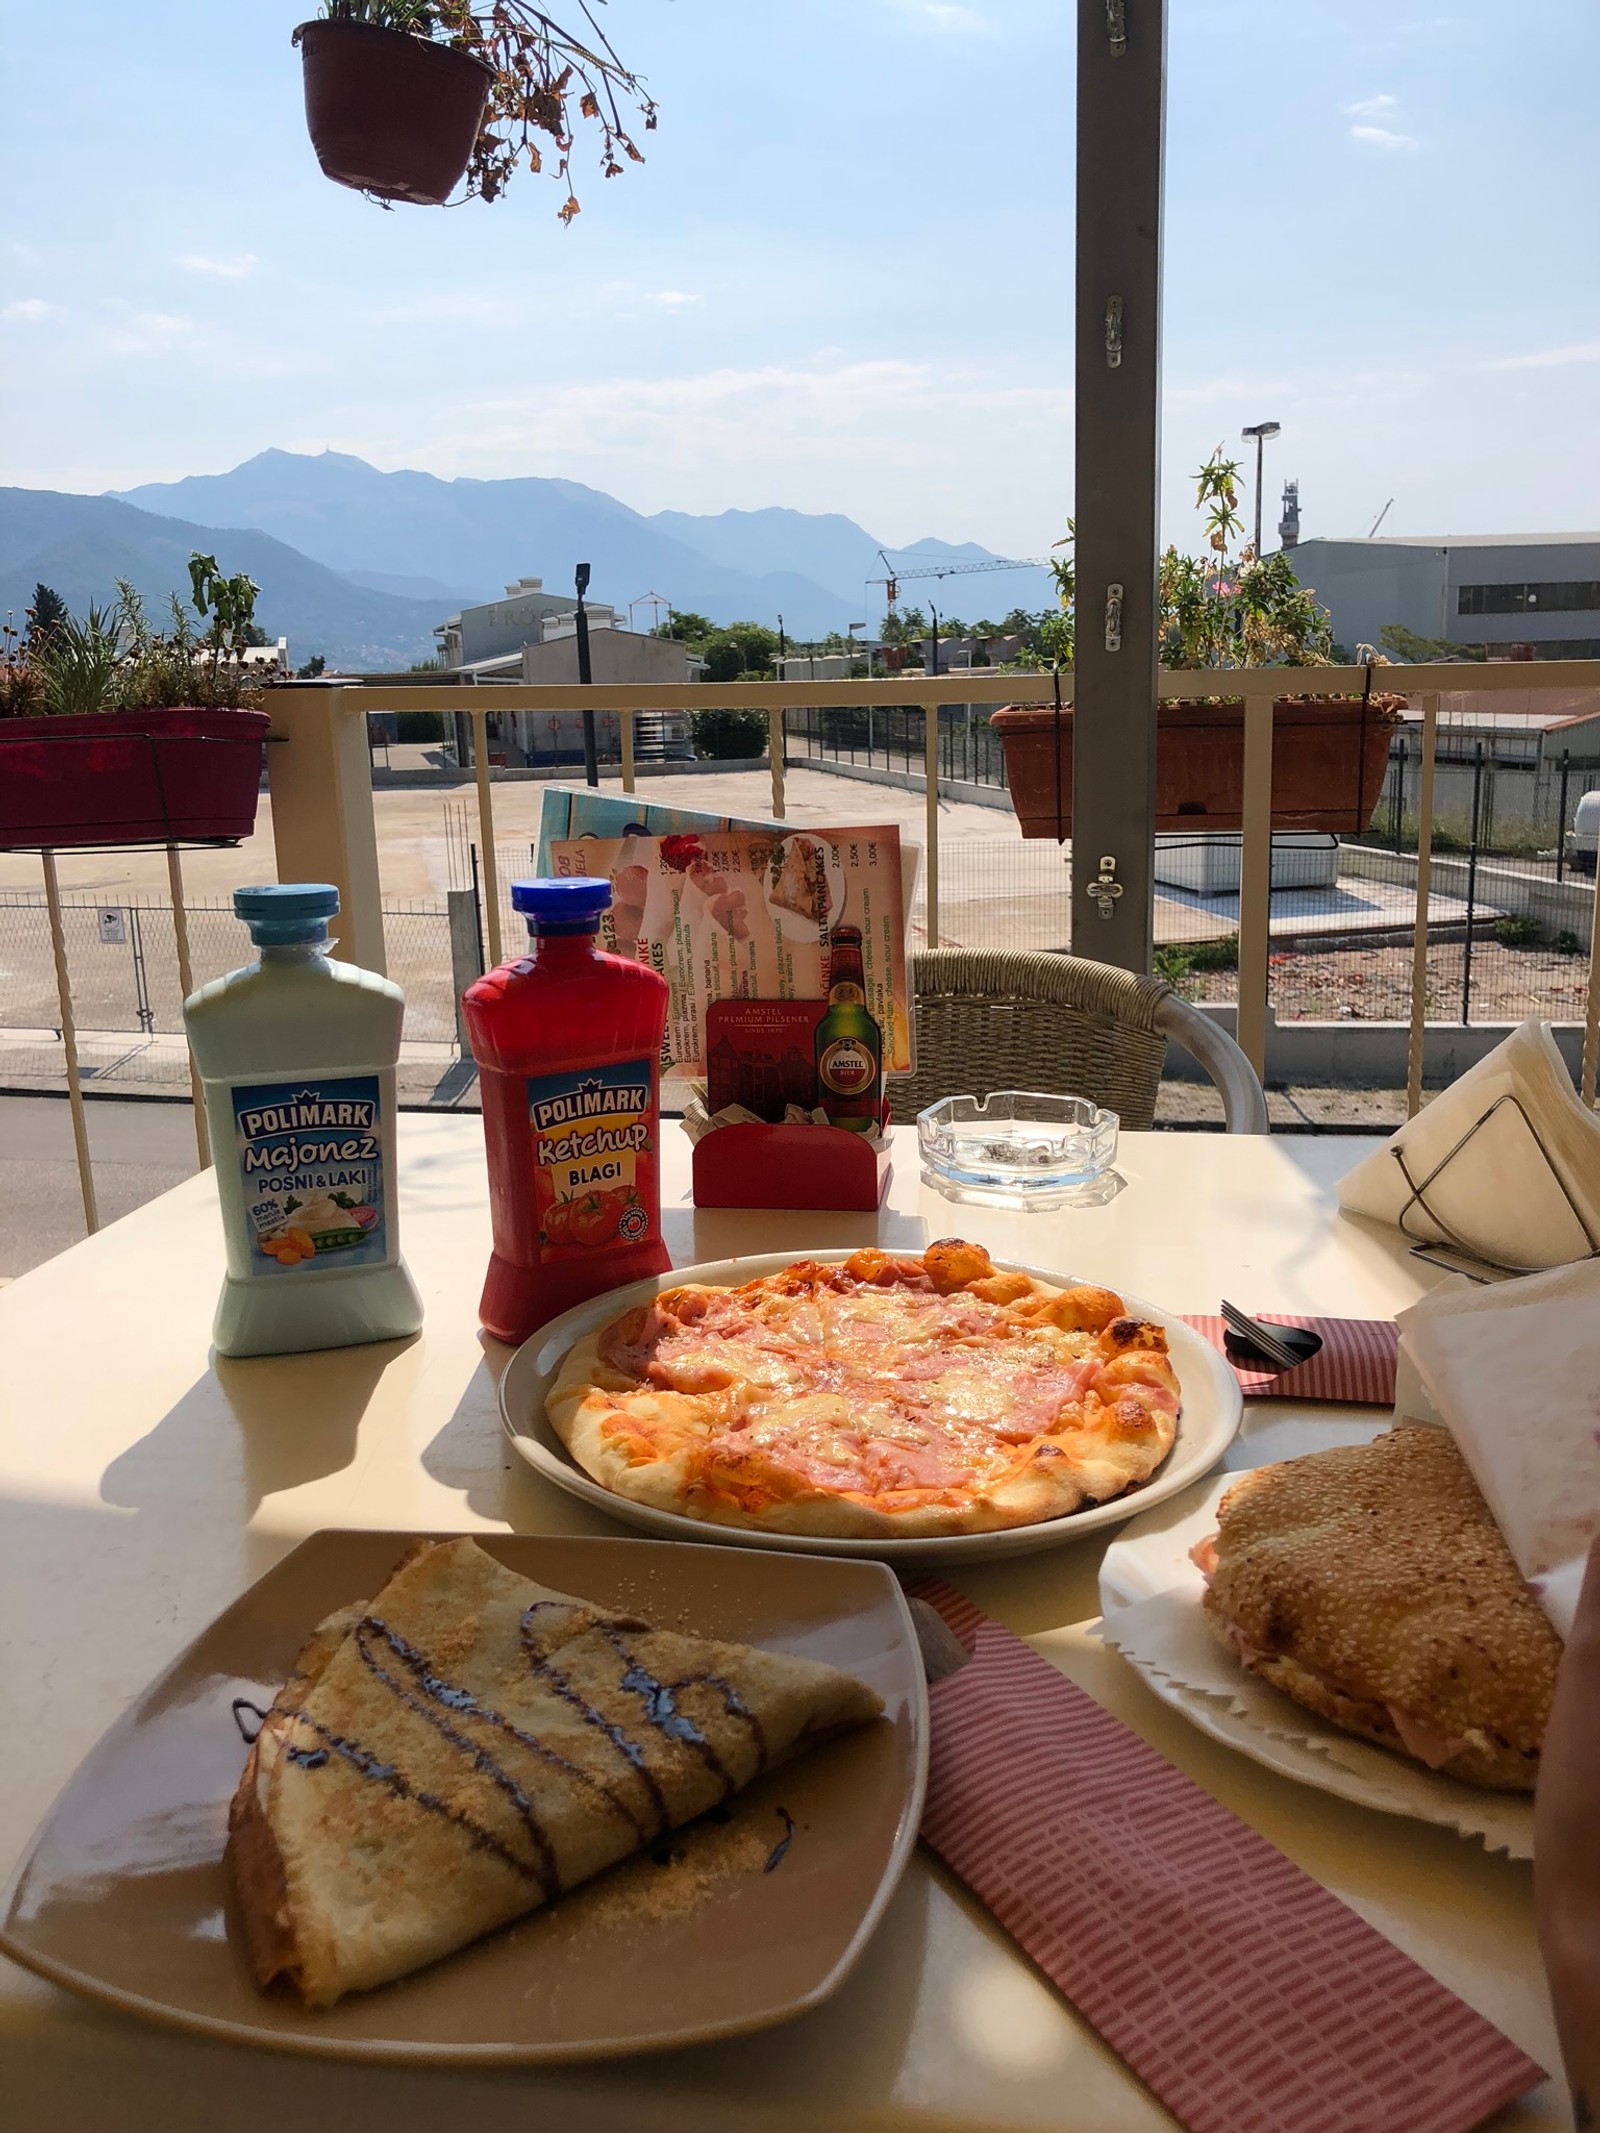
16, 659, 1600, 1228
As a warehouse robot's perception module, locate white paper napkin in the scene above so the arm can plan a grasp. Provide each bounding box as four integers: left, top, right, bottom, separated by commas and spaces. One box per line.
1397, 1259, 1600, 1637
1338, 1020, 1600, 1272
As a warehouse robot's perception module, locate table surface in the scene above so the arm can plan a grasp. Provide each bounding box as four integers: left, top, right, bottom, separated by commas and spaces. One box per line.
0, 1122, 1570, 2133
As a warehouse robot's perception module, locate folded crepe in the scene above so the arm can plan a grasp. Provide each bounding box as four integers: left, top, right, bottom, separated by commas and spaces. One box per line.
1193, 1428, 1562, 1793
229, 1538, 883, 2005
1338, 1020, 1600, 1273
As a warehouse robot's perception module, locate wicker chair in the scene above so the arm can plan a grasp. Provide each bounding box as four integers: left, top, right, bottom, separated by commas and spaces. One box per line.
888, 948, 1268, 1134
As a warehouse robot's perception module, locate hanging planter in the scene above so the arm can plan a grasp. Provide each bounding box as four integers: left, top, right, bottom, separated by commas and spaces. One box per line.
293, 19, 494, 206
990, 695, 1405, 839
0, 706, 271, 851
291, 5, 656, 217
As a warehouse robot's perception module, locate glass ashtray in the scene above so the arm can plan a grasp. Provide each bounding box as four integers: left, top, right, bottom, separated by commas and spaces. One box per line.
917, 1090, 1120, 1208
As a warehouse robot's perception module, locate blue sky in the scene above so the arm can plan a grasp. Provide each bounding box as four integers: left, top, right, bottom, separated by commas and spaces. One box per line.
3, 0, 1597, 554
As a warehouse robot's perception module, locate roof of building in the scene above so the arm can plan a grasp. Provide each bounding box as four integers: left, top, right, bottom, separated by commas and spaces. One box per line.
1293, 532, 1600, 550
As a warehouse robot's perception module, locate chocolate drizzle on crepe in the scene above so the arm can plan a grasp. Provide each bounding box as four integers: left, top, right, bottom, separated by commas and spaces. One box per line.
265, 1594, 775, 1900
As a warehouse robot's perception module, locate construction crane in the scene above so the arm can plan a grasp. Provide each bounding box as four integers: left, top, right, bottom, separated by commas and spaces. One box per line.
869, 547, 1050, 610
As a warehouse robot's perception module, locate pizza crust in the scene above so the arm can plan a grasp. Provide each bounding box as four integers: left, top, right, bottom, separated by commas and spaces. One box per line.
544, 1248, 1181, 1540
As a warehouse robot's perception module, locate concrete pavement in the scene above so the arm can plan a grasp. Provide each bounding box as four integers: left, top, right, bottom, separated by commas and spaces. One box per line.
0, 1093, 200, 1278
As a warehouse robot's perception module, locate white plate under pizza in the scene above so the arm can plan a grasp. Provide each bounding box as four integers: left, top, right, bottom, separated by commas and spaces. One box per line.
499, 1244, 1243, 1563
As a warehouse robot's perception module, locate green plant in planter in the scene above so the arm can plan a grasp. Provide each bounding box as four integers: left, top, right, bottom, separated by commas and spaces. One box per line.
315, 0, 656, 215
11, 556, 268, 718
1043, 454, 1335, 677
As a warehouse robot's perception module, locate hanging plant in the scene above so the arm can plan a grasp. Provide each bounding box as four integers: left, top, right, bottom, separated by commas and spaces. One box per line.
293, 1, 656, 215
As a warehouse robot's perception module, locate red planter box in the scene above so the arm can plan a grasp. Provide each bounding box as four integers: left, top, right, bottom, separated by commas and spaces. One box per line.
691, 1114, 893, 1211
990, 697, 1403, 838
0, 706, 272, 851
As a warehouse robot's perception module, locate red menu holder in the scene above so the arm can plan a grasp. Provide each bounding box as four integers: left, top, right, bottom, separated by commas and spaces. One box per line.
690, 1108, 892, 1211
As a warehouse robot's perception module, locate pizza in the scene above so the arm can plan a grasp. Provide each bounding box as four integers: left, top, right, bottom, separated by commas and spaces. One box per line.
545, 1241, 1181, 1539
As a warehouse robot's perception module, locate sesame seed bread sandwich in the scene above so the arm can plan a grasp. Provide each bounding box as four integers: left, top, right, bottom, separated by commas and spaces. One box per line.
1190, 1427, 1561, 1793
229, 1536, 883, 2005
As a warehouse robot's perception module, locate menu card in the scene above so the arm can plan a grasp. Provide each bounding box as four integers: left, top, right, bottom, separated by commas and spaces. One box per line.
547, 822, 912, 1077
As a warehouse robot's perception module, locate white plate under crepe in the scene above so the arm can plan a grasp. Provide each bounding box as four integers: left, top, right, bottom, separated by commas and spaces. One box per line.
499, 1251, 1243, 1565
1099, 1472, 1535, 1858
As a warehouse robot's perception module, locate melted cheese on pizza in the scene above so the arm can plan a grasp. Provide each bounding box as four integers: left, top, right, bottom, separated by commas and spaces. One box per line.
583, 1243, 1179, 1519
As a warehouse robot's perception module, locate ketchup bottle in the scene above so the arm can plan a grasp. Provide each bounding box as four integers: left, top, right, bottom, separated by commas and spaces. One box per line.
463, 877, 671, 1344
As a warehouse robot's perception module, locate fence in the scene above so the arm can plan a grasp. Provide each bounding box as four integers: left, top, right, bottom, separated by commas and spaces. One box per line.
787, 703, 1010, 790
13, 664, 1600, 1235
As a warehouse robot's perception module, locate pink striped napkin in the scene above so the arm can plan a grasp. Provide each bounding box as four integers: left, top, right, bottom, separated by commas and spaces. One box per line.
1182, 1312, 1399, 1404
913, 1582, 1544, 2133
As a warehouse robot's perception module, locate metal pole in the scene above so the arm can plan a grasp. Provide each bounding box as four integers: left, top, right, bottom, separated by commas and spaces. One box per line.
574, 562, 598, 787
620, 703, 636, 794
164, 845, 211, 1168
1071, 0, 1165, 969
930, 604, 940, 679
1557, 748, 1570, 883
470, 707, 503, 968
1461, 739, 1484, 1026
1236, 688, 1274, 1085
925, 706, 940, 948
1406, 695, 1440, 1116
768, 707, 786, 820
42, 850, 98, 1235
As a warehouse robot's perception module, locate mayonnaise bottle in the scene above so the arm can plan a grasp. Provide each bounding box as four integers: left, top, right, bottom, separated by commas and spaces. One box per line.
183, 884, 422, 1357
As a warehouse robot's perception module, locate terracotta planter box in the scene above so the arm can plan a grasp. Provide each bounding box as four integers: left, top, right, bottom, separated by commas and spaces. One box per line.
0, 706, 272, 851
295, 18, 494, 207
990, 697, 1403, 838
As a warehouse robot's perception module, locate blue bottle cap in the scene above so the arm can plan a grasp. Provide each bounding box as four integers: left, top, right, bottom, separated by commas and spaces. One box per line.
234, 883, 340, 944
510, 877, 612, 934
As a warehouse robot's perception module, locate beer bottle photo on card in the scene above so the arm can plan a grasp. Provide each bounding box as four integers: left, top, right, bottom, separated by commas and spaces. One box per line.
814, 926, 882, 1132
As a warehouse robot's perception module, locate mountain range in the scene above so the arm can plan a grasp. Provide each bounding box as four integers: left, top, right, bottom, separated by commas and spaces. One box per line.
0, 449, 1055, 669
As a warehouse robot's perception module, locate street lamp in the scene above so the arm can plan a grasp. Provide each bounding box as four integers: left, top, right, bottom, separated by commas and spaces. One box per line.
1240, 422, 1281, 558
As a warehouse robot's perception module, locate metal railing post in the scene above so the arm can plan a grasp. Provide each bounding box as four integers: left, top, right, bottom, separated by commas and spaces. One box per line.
924, 705, 941, 948
620, 705, 636, 794
1584, 897, 1600, 1108
469, 705, 503, 968
165, 843, 211, 1167
769, 707, 786, 820
266, 685, 387, 973
41, 850, 98, 1235
1557, 749, 1570, 883
1406, 694, 1440, 1117
1235, 687, 1274, 1085
1461, 740, 1485, 1026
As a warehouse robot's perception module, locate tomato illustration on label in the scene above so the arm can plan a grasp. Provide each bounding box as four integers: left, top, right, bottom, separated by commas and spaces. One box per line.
528, 1062, 657, 1260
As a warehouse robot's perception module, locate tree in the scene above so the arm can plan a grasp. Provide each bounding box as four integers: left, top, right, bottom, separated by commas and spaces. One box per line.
701, 621, 779, 681
27, 583, 68, 641
653, 609, 716, 646
1379, 623, 1484, 665
878, 606, 928, 649
296, 654, 327, 678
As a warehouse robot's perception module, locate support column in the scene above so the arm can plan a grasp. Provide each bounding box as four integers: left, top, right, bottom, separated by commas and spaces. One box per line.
1070, 0, 1166, 970
265, 685, 387, 973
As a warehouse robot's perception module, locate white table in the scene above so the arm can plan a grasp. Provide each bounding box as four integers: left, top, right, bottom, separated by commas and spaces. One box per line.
0, 1123, 1571, 2131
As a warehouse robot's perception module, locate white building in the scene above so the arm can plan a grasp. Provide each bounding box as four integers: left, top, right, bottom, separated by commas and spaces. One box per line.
435, 577, 621, 668
1285, 534, 1600, 661
449, 621, 702, 768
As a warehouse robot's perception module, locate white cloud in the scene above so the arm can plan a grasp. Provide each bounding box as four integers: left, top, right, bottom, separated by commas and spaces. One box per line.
177, 251, 258, 280
645, 289, 703, 309
2, 298, 62, 323
1350, 123, 1418, 150
886, 0, 994, 32
1481, 340, 1600, 372
103, 310, 198, 355
1347, 93, 1399, 117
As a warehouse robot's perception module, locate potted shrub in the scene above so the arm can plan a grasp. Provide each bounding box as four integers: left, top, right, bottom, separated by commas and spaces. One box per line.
991, 453, 1403, 836
293, 0, 655, 214
0, 559, 273, 851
